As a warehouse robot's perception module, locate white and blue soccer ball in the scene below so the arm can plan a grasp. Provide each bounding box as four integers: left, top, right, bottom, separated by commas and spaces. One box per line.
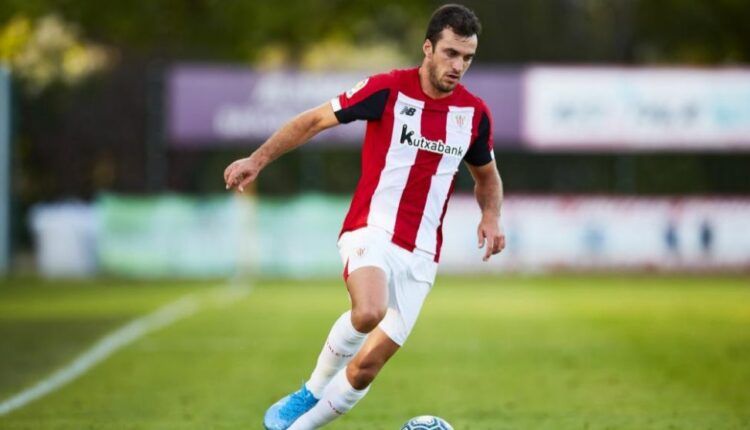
401, 415, 454, 430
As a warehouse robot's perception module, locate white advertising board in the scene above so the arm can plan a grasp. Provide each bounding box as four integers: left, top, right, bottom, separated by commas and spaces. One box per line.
32, 195, 750, 277
523, 68, 750, 151
441, 195, 750, 272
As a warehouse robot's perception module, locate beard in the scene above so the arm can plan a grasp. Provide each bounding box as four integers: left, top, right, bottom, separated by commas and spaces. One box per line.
427, 62, 458, 94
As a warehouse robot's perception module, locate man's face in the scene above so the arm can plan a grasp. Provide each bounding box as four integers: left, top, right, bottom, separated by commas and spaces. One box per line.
423, 27, 478, 94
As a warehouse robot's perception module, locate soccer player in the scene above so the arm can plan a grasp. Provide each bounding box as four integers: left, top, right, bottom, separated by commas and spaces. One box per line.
224, 4, 505, 429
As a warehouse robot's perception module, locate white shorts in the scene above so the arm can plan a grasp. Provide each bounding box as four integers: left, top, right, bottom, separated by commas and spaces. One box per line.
337, 226, 438, 346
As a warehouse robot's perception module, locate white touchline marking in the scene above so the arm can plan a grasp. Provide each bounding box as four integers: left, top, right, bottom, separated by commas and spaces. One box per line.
0, 284, 251, 417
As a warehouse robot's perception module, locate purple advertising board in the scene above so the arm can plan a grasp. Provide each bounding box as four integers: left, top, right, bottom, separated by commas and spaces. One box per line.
166, 65, 523, 148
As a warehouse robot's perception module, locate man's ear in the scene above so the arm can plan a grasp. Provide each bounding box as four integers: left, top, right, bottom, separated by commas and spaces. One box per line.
423, 39, 433, 58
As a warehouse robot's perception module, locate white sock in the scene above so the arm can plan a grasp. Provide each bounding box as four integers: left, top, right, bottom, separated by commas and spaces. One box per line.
290, 369, 370, 430
305, 311, 367, 399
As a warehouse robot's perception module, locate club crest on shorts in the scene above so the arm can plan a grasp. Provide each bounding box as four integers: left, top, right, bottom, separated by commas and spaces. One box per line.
355, 247, 367, 257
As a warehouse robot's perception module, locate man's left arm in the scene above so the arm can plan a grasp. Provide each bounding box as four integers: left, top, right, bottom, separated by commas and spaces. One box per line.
466, 161, 505, 261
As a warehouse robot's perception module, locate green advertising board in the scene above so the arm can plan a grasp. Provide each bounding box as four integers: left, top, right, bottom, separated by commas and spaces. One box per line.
97, 193, 349, 278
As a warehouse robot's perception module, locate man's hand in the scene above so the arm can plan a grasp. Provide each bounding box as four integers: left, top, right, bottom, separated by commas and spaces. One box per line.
477, 216, 505, 262
466, 161, 505, 262
222, 102, 340, 193
224, 154, 266, 192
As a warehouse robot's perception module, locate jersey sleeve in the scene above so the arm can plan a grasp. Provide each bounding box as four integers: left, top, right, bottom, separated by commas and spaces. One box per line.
464, 103, 495, 166
330, 73, 392, 124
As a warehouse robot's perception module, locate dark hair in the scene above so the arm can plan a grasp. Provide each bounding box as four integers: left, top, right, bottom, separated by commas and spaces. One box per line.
425, 4, 481, 48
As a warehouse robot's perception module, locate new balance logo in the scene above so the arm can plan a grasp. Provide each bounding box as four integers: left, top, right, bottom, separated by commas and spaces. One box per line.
399, 124, 464, 158
400, 106, 417, 116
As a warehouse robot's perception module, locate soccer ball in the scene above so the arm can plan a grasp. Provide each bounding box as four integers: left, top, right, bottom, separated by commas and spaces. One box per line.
401, 415, 454, 430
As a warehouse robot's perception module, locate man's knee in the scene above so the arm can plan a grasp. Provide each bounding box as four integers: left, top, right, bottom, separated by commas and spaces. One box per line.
346, 355, 384, 390
350, 306, 386, 333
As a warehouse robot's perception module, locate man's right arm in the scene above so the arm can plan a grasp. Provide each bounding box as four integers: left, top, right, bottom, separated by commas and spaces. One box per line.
224, 102, 339, 192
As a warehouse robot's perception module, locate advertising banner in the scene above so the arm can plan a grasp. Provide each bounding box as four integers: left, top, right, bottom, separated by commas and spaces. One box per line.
168, 65, 750, 151
441, 195, 750, 272
166, 66, 522, 148
523, 67, 750, 151
97, 194, 256, 278
94, 194, 346, 278
83, 194, 750, 278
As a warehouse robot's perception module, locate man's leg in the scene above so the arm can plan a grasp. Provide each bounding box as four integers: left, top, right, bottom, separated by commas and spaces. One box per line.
264, 267, 388, 430
286, 244, 436, 429
289, 328, 400, 430
306, 266, 388, 397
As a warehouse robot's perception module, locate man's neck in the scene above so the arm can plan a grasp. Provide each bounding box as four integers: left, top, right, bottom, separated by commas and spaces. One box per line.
418, 64, 453, 99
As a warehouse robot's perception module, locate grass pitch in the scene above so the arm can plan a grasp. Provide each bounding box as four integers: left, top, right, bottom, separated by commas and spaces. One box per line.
1, 275, 749, 429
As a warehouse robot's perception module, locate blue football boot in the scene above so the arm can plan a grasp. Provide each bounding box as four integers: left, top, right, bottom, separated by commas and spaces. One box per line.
263, 384, 319, 430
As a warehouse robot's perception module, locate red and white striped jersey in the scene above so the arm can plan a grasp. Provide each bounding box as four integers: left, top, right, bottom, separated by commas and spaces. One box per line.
331, 67, 494, 262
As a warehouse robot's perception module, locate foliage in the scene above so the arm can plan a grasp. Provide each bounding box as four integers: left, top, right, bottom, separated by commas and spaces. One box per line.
2, 0, 750, 228
464, 0, 750, 63
0, 14, 110, 93
0, 1, 432, 64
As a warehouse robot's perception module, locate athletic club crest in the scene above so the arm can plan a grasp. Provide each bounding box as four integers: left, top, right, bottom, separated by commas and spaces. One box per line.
455, 114, 466, 128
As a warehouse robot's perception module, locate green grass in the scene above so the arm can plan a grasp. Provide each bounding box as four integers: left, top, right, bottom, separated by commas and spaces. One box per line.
1, 275, 749, 429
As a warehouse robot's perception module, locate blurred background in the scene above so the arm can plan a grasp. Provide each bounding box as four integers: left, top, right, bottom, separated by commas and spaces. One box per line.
1, 2, 749, 428
0, 0, 750, 276
0, 0, 749, 276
